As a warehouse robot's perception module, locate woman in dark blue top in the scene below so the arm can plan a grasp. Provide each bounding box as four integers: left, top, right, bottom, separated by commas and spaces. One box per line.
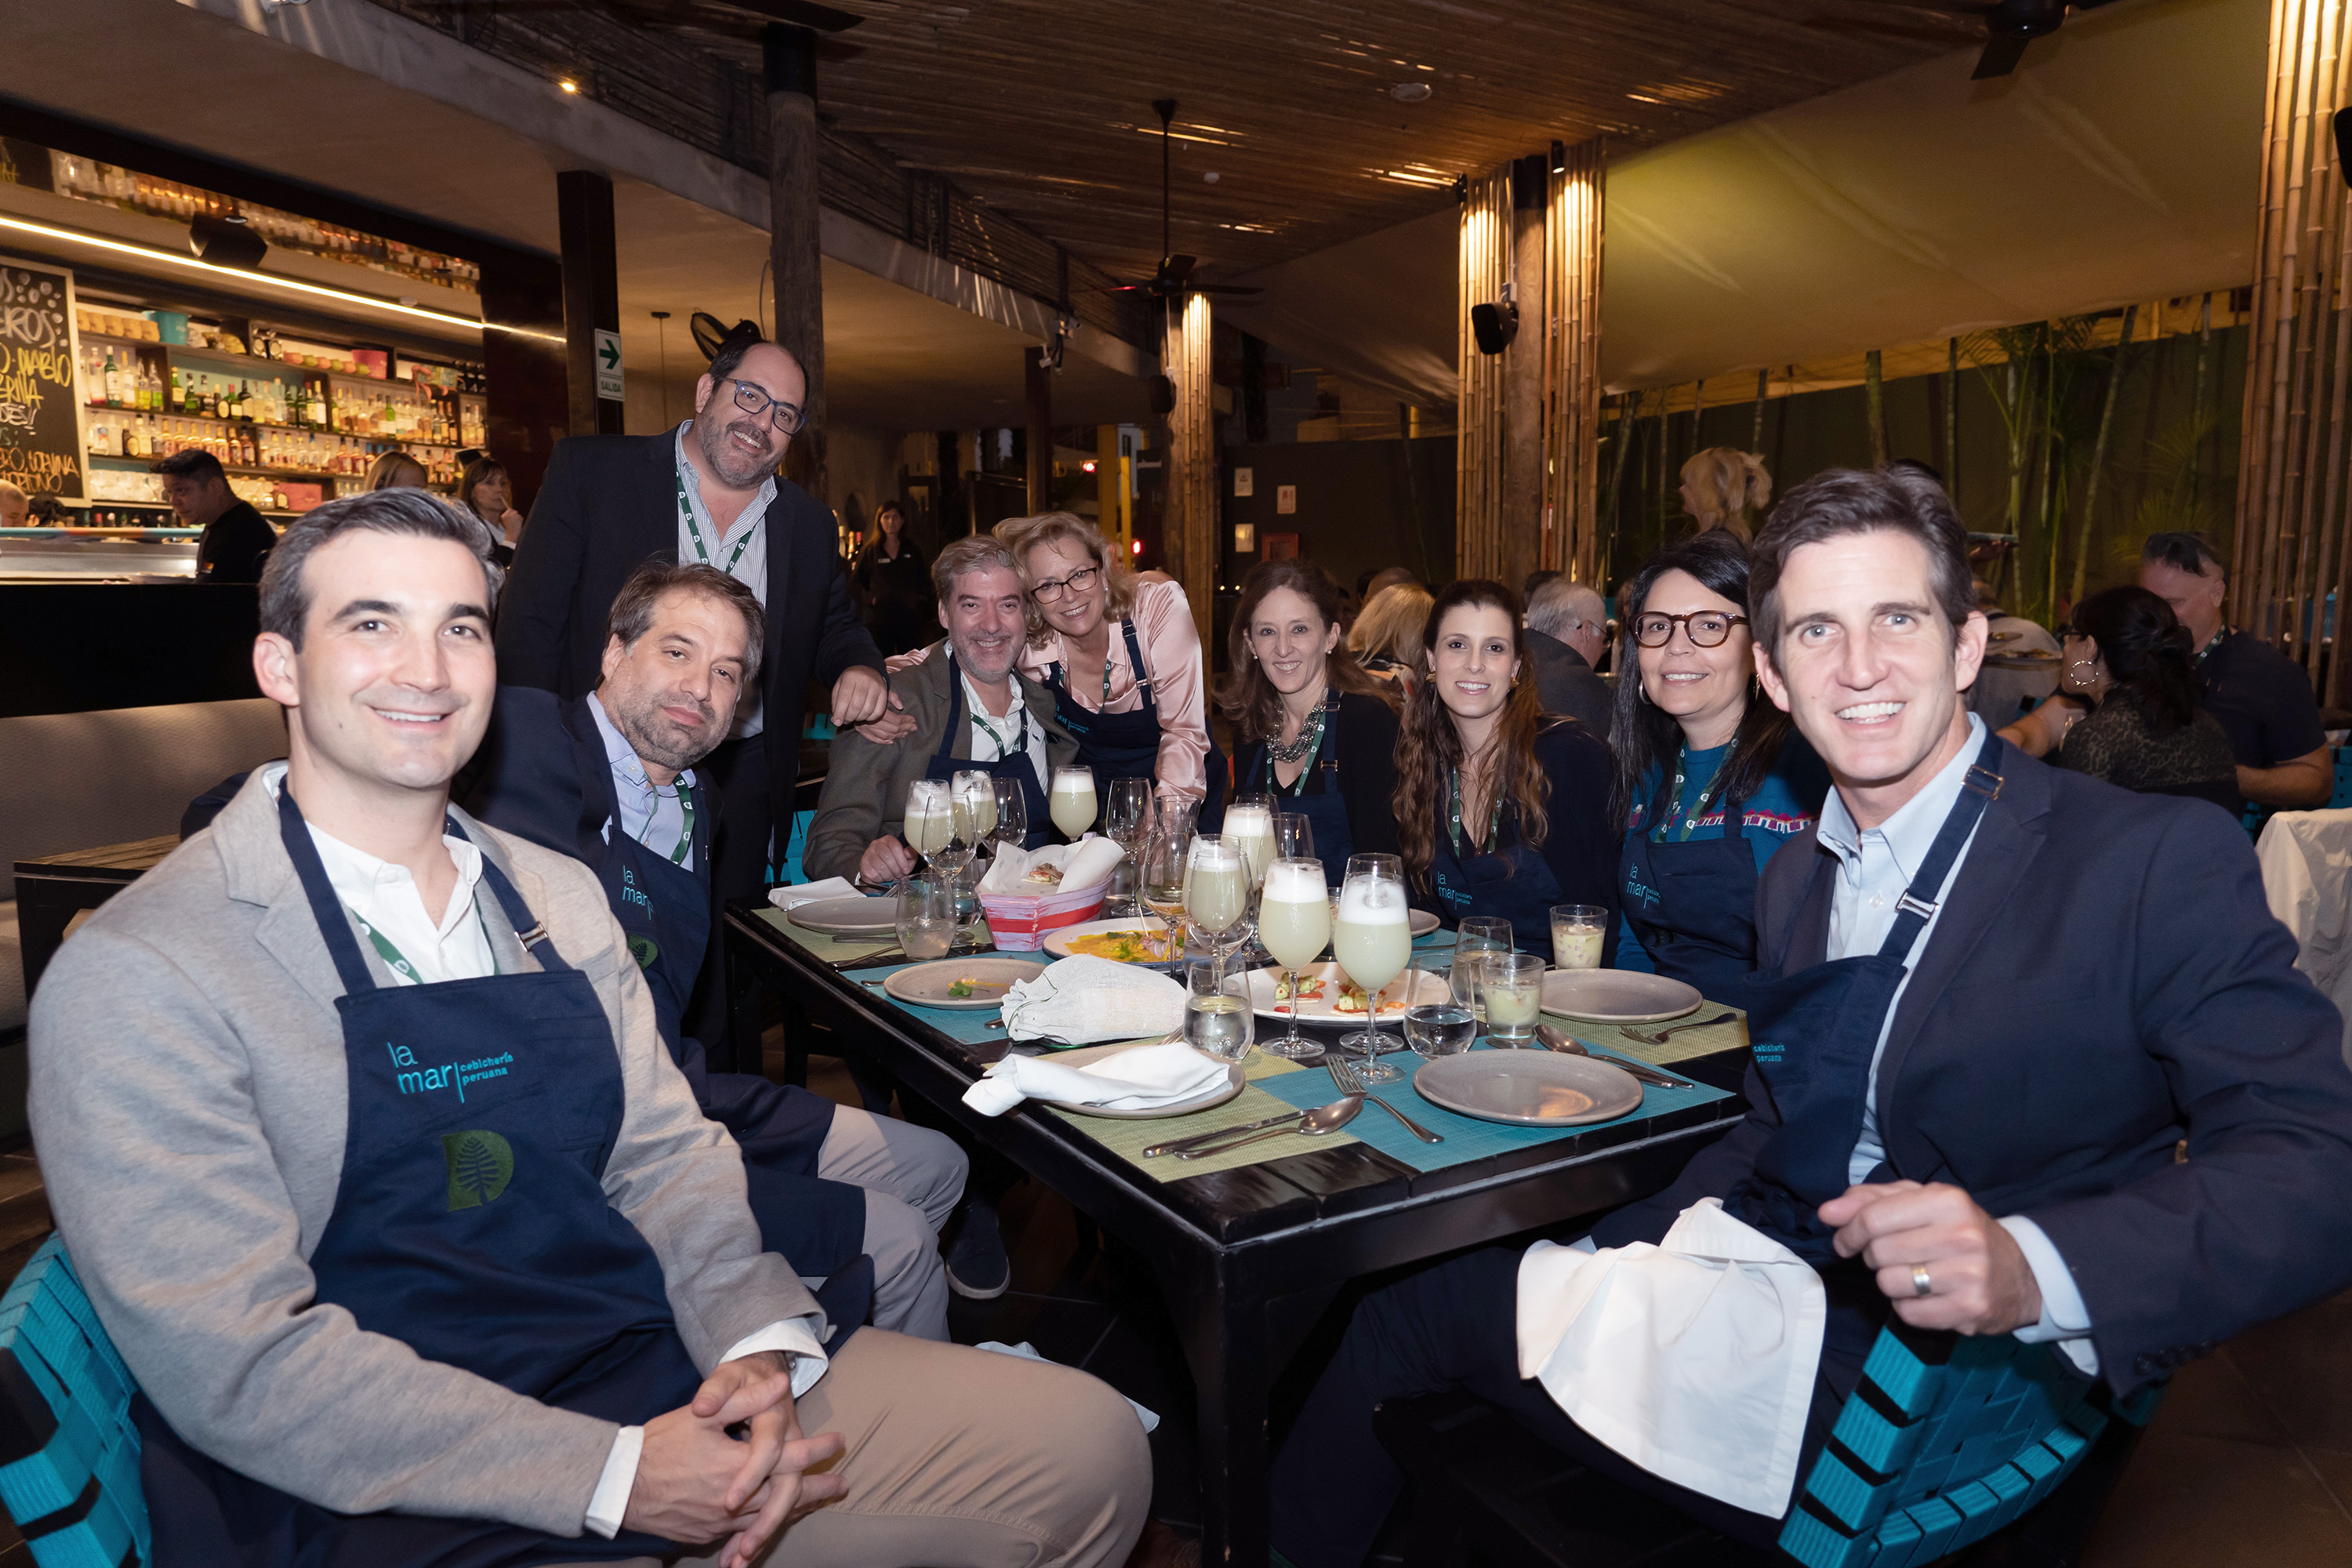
1612, 531, 1830, 996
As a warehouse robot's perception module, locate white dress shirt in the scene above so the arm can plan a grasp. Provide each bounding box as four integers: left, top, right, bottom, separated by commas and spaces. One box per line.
586, 693, 698, 873
673, 419, 772, 741
963, 672, 1050, 796
263, 765, 827, 1534
1811, 717, 2096, 1373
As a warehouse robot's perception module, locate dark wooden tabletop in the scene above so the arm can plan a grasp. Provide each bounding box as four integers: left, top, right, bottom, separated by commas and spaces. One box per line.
14, 834, 182, 880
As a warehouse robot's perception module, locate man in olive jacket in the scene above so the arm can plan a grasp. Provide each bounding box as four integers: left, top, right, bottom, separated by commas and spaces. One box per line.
804, 535, 1081, 887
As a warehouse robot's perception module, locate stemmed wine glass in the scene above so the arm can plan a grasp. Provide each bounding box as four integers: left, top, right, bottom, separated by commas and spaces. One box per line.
1332, 853, 1413, 1083
1051, 764, 1098, 841
991, 776, 1029, 851
1138, 807, 1194, 961
1258, 855, 1330, 1059
902, 779, 953, 877
1105, 778, 1152, 915
1185, 836, 1249, 980
1273, 811, 1316, 867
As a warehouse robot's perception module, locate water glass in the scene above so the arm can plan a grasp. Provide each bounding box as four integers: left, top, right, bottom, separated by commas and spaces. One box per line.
1182, 960, 1254, 1064
991, 776, 1029, 848
895, 876, 956, 961
1404, 955, 1478, 1062
1550, 904, 1606, 970
1454, 916, 1512, 1022
1448, 950, 1490, 1030
1483, 953, 1546, 1045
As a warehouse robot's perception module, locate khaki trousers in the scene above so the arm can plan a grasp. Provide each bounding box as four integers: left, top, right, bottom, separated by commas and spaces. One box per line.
550, 1328, 1151, 1567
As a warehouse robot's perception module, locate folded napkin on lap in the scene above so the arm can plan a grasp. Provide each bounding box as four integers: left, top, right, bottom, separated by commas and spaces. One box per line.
996, 955, 1185, 1044
768, 876, 862, 909
963, 1040, 1228, 1116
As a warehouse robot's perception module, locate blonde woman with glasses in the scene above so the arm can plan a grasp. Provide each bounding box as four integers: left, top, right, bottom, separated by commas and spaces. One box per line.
887, 512, 1221, 826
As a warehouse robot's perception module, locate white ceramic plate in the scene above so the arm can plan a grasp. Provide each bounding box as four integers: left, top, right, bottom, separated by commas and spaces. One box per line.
1240, 961, 1451, 1024
1410, 1051, 1645, 1127
882, 958, 1047, 1011
1036, 1040, 1247, 1120
1040, 918, 1187, 966
1539, 969, 1704, 1025
783, 896, 901, 937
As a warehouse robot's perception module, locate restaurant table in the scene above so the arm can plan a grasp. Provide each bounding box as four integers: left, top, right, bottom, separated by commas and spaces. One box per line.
724, 901, 1755, 1565
13, 834, 181, 999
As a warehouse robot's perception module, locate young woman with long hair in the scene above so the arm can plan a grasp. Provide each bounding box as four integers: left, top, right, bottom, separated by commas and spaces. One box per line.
848, 499, 932, 655
1218, 558, 1402, 885
1392, 579, 1616, 951
1610, 532, 1828, 997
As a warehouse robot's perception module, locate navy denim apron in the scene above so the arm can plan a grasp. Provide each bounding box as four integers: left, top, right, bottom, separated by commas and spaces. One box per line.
557, 711, 858, 1275
1046, 616, 1227, 831
136, 785, 707, 1566
1722, 731, 2007, 1265
1246, 689, 1355, 887
1428, 804, 1567, 954
1620, 771, 1762, 1008
924, 652, 1051, 849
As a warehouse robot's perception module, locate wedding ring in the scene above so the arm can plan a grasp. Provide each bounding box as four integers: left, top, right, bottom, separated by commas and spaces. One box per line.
1911, 1265, 1933, 1298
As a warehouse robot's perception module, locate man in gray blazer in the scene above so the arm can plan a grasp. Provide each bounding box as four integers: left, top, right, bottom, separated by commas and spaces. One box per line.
805, 535, 1081, 887
28, 491, 1149, 1567
1525, 576, 1614, 740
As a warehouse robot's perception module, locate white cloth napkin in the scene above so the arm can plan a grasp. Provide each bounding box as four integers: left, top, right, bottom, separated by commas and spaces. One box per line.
768, 877, 862, 909
995, 955, 1185, 1044
1514, 1198, 1826, 1519
979, 836, 1124, 895
962, 1040, 1226, 1116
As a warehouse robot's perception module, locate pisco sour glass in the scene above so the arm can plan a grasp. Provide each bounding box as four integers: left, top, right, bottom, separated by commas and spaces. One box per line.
1332, 852, 1414, 1083
1050, 764, 1097, 840
950, 769, 997, 844
1257, 857, 1331, 1059
903, 779, 955, 865
1185, 837, 1250, 976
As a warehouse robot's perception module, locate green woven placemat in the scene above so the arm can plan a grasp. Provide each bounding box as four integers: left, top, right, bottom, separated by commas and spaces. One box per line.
1549, 1005, 1748, 1066
1041, 1049, 1357, 1181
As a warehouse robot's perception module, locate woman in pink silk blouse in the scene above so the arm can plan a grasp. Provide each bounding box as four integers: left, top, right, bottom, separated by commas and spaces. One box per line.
891, 512, 1217, 822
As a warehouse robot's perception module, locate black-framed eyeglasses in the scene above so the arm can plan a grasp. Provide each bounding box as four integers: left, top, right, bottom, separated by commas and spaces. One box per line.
725, 378, 807, 434
1032, 564, 1102, 602
1634, 611, 1748, 648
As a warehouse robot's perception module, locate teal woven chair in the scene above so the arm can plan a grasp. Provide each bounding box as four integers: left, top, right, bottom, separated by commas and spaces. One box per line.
1375, 1318, 2165, 1568
0, 1236, 148, 1567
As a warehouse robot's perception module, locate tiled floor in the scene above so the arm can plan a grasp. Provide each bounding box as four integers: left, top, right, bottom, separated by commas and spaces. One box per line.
5, 1046, 2348, 1566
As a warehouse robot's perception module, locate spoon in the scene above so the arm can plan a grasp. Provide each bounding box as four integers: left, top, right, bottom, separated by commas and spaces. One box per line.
1174, 1094, 1362, 1160
1534, 1024, 1695, 1090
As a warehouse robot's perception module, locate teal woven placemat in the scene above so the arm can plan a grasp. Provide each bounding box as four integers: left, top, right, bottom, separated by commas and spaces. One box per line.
1251, 1040, 1734, 1174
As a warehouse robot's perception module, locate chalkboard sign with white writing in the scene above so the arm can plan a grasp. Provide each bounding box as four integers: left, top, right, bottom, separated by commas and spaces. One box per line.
0, 256, 85, 502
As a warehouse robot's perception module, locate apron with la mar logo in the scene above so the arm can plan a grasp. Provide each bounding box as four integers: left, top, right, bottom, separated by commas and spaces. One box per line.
133, 785, 709, 1566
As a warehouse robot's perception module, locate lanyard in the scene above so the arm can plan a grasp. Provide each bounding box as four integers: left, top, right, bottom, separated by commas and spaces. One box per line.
1265, 703, 1328, 797
662, 780, 695, 866
1448, 765, 1506, 857
972, 697, 1029, 760
2193, 628, 2227, 667
350, 907, 495, 983
1654, 745, 1731, 843
675, 466, 756, 576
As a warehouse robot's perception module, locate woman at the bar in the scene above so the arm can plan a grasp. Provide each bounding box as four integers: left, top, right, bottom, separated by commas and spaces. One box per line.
849, 499, 933, 656
1611, 531, 1828, 1000
890, 510, 1221, 826
1218, 557, 1402, 885
457, 454, 525, 567
1394, 579, 1617, 952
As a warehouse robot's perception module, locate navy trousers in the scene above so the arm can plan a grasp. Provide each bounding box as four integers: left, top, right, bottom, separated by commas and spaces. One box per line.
1268, 1247, 1869, 1566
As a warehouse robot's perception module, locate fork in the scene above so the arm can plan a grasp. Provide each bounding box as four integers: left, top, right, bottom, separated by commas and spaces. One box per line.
1617, 1011, 1738, 1047
1328, 1056, 1443, 1142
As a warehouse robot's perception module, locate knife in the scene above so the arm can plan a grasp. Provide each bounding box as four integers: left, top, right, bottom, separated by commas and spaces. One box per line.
1142, 1111, 1301, 1157
826, 947, 905, 971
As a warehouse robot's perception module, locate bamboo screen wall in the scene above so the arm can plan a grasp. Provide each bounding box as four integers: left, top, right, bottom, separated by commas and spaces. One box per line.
2241, 0, 2352, 700
1162, 293, 1218, 648
1456, 169, 1512, 580
1543, 138, 1607, 583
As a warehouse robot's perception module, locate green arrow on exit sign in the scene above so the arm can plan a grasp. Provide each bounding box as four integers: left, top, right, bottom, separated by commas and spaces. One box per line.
593, 328, 624, 401
597, 339, 620, 369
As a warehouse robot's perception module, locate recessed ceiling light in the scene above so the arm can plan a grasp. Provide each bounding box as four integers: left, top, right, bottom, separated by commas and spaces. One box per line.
1389, 82, 1432, 103
1203, 172, 1220, 183
558, 78, 580, 94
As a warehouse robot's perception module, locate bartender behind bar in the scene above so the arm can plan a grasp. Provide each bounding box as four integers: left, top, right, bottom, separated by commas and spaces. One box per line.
157, 448, 278, 583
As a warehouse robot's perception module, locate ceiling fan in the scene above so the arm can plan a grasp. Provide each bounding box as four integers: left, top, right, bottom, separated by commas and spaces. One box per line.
1093, 100, 1261, 301
1806, 0, 2122, 79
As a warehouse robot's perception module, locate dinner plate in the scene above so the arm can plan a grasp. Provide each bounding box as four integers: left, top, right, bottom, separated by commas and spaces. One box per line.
1539, 969, 1703, 1024
882, 957, 1047, 1010
1240, 961, 1451, 1024
782, 895, 901, 937
1041, 917, 1189, 967
1323, 893, 1441, 939
1410, 1051, 1645, 1127
1037, 1040, 1247, 1119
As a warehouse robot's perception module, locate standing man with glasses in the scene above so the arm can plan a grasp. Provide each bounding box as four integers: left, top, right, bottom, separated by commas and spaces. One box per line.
499, 326, 913, 1056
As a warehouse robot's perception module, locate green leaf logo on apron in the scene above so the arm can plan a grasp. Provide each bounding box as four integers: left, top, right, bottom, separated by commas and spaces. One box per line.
627, 934, 659, 971
441, 1130, 515, 1210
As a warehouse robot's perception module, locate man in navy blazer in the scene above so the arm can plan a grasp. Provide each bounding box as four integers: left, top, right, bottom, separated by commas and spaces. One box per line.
1265, 466, 2352, 1566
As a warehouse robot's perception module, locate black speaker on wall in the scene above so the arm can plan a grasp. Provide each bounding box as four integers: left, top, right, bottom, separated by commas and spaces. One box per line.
1471, 300, 1519, 356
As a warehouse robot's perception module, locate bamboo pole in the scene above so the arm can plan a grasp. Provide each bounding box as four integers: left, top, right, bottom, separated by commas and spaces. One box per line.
1161, 293, 1216, 648
1864, 349, 1888, 467
2288, 2, 2347, 668
1541, 138, 1606, 583
1456, 167, 1512, 581
2073, 304, 2137, 607
2247, 0, 2320, 634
